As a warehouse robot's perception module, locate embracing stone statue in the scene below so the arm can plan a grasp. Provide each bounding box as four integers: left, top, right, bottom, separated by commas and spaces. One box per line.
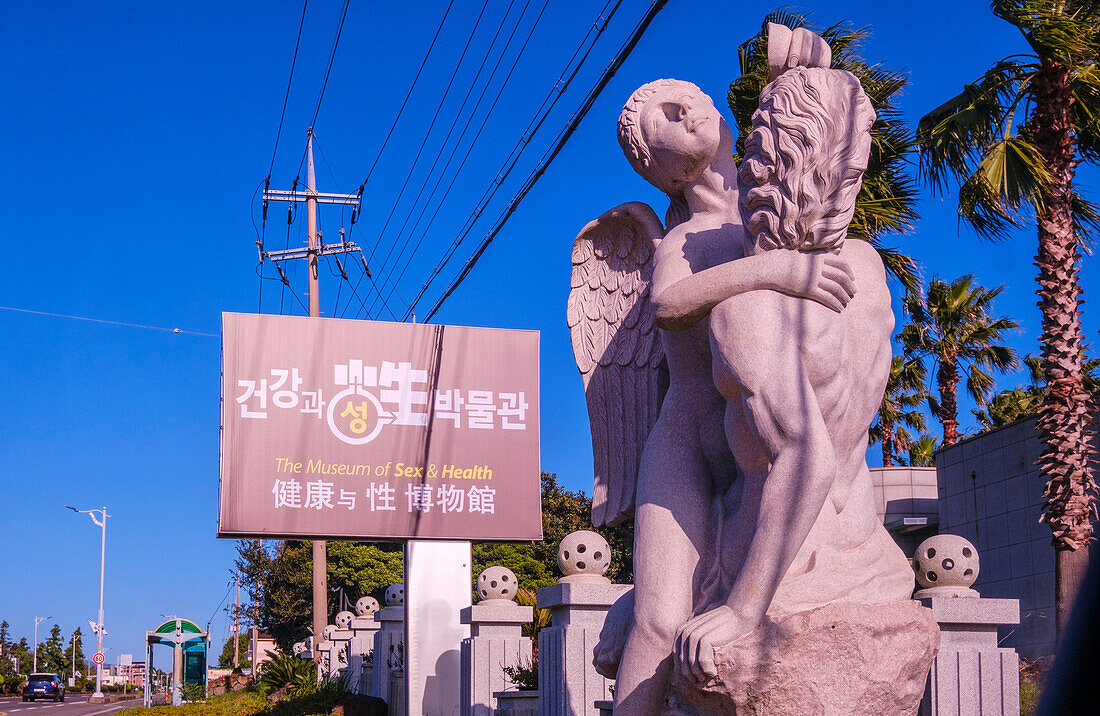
568, 25, 938, 715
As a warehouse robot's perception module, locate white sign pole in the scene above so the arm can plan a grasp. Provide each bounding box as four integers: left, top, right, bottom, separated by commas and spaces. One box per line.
404, 540, 472, 715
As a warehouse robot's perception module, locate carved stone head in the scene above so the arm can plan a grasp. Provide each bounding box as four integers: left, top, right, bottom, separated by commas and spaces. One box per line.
618, 79, 733, 197
739, 66, 875, 253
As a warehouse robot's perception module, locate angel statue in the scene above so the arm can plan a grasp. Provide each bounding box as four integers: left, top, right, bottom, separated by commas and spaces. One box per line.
569, 25, 922, 714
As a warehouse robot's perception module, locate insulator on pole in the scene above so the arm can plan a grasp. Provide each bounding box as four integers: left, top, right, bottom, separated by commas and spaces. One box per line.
287, 206, 293, 224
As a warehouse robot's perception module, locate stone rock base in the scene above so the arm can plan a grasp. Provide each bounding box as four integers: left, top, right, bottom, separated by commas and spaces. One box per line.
669, 600, 939, 715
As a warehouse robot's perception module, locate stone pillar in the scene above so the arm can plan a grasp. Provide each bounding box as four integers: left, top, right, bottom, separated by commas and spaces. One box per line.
372, 585, 405, 702
348, 597, 380, 695
913, 535, 1021, 716
537, 531, 630, 716
461, 566, 535, 716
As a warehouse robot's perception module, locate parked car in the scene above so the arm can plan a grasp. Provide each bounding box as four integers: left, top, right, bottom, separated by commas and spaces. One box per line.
23, 673, 65, 702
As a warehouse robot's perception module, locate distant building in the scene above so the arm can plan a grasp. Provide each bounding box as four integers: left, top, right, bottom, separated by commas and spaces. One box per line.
934, 417, 1061, 660
250, 632, 278, 674
870, 465, 939, 556
869, 416, 1092, 660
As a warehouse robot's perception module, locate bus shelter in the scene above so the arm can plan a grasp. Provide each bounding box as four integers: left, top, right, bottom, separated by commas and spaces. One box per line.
143, 618, 208, 706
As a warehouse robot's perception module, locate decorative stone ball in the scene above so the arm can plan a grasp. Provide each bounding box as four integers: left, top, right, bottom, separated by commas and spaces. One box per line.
355, 596, 380, 617
334, 611, 354, 629
292, 642, 306, 656
385, 583, 405, 607
913, 534, 980, 597
557, 530, 612, 582
322, 624, 337, 641
477, 566, 519, 602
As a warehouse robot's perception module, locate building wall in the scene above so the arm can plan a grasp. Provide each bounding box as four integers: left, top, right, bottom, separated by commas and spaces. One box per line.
869, 466, 939, 556
934, 417, 1055, 659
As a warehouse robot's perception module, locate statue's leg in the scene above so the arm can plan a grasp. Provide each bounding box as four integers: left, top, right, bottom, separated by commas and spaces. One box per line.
671, 293, 840, 681
614, 419, 713, 716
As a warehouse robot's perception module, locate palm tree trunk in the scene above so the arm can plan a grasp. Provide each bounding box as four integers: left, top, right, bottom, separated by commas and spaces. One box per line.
881, 421, 895, 467
1030, 59, 1097, 644
938, 357, 960, 446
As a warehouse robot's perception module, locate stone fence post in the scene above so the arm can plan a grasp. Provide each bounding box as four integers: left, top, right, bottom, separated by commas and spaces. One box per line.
537, 531, 630, 716
372, 584, 405, 703
913, 535, 1021, 716
461, 566, 534, 716
348, 597, 381, 695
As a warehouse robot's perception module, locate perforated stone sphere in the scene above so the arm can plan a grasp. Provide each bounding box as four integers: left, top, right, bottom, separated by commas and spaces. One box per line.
355, 596, 380, 617
913, 534, 980, 596
385, 583, 405, 606
322, 624, 337, 641
557, 530, 612, 581
477, 566, 519, 602
334, 611, 354, 629
292, 642, 306, 656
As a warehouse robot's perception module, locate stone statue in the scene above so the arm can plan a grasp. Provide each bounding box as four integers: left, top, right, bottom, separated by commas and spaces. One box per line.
568, 25, 937, 715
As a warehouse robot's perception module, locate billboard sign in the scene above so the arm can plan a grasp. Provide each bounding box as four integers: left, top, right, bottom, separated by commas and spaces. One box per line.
218, 313, 541, 540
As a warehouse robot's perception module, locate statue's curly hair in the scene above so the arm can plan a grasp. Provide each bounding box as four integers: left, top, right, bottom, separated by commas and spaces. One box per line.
617, 78, 704, 228
739, 67, 875, 252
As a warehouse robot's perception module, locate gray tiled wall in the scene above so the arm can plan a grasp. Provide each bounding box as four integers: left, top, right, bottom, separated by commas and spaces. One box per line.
935, 417, 1055, 659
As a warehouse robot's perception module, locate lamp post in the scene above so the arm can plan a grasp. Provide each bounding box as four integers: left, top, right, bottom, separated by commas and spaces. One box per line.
67, 506, 108, 699
70, 631, 81, 685
32, 616, 50, 673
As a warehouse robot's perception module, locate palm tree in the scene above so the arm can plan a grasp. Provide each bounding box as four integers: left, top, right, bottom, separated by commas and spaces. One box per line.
728, 10, 921, 292
973, 386, 1044, 430
870, 355, 929, 466
909, 434, 941, 468
901, 275, 1020, 446
916, 1, 1100, 639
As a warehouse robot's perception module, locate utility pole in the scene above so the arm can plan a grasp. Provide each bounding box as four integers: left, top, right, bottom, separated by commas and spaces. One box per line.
233, 573, 240, 670
261, 129, 364, 665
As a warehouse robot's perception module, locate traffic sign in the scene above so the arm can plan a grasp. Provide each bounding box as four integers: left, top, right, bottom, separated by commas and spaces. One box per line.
93, 652, 104, 665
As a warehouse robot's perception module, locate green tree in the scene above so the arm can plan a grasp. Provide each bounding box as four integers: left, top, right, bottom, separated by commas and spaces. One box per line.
870, 355, 928, 466
908, 434, 941, 468
37, 624, 65, 674
217, 633, 251, 670
728, 9, 921, 291
238, 538, 404, 651
973, 386, 1044, 430
916, 0, 1100, 639
901, 275, 1020, 445
62, 628, 85, 681
473, 473, 634, 592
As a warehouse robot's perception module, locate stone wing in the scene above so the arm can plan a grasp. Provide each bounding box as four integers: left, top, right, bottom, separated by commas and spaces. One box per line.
566, 201, 665, 528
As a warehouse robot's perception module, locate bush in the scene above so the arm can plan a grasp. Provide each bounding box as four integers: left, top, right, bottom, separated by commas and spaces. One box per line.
501, 657, 537, 691
259, 651, 316, 696
182, 682, 207, 702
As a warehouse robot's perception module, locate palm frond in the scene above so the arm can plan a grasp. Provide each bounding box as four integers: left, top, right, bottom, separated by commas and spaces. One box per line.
917, 60, 1031, 195
993, 0, 1100, 65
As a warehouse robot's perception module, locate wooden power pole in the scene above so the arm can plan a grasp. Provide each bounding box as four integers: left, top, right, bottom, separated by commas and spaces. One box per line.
261, 128, 366, 663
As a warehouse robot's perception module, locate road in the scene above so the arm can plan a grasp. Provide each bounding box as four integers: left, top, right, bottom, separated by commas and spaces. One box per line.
0, 696, 139, 716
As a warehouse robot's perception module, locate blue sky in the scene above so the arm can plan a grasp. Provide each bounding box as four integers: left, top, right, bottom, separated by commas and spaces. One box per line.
2, 0, 1097, 665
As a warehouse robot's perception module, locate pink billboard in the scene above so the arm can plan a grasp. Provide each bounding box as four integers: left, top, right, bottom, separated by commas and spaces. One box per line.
218, 313, 542, 540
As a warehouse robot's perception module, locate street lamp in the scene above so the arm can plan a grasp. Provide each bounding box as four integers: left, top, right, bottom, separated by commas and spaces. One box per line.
67, 505, 108, 699
32, 616, 51, 673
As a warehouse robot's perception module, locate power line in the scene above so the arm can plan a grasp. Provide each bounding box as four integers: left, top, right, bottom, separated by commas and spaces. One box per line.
362, 0, 525, 313
0, 306, 219, 338
356, 0, 458, 194
365, 0, 553, 317
268, 0, 310, 178
398, 0, 626, 320
309, 0, 351, 131
421, 0, 669, 322
365, 0, 493, 269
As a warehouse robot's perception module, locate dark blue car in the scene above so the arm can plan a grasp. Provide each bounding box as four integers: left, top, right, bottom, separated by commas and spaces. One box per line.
23, 673, 65, 702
